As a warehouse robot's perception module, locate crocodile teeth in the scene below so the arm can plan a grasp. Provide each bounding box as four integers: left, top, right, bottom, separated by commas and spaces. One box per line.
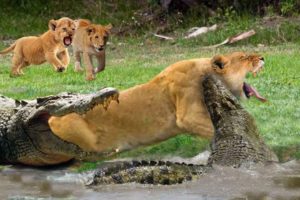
112, 93, 120, 104
102, 97, 111, 110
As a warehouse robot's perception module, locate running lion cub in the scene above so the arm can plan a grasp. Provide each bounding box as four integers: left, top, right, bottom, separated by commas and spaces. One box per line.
0, 17, 76, 77
73, 19, 112, 81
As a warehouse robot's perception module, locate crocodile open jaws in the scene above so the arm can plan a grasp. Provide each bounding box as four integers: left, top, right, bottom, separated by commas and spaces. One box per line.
0, 88, 119, 165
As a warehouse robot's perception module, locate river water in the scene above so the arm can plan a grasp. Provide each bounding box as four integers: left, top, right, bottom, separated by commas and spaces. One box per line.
0, 159, 299, 200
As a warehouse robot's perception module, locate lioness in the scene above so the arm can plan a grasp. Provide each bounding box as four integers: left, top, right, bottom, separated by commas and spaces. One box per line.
48, 52, 266, 152
0, 17, 75, 76
72, 19, 112, 80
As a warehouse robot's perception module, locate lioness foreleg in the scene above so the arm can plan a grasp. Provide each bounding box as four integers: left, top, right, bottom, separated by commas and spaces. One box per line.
74, 51, 84, 72
57, 49, 70, 69
94, 51, 106, 73
175, 92, 214, 138
45, 52, 66, 72
48, 113, 99, 151
83, 52, 95, 81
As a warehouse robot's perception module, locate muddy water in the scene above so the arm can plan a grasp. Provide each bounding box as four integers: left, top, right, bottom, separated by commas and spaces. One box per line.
0, 160, 300, 200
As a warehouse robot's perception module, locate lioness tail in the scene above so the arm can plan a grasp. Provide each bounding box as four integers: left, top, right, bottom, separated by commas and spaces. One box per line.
0, 43, 16, 54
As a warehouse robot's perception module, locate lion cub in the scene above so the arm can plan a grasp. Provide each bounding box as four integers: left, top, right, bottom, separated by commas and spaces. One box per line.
0, 17, 75, 77
73, 19, 112, 81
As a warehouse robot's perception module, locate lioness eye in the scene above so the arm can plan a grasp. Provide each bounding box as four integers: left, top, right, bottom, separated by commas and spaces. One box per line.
95, 36, 99, 39
63, 28, 67, 31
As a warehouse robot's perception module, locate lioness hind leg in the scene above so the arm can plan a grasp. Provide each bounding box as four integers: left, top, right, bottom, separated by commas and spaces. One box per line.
18, 62, 29, 75
10, 54, 26, 77
48, 113, 99, 152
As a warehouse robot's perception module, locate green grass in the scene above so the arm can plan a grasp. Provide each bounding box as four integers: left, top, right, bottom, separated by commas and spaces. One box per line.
76, 162, 99, 173
0, 40, 299, 163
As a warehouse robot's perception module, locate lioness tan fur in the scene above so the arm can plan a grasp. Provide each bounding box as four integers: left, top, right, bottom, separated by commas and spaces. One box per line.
48, 52, 265, 153
0, 17, 75, 76
72, 19, 112, 80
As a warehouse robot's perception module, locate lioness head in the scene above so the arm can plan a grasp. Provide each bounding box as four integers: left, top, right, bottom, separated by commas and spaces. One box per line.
211, 52, 266, 102
85, 24, 112, 52
48, 17, 76, 47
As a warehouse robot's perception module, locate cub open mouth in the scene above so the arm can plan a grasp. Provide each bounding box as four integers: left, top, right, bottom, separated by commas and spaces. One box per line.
63, 36, 72, 46
95, 47, 104, 52
243, 82, 266, 102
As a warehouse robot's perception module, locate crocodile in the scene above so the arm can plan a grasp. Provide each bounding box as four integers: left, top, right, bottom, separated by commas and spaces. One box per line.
0, 88, 119, 165
89, 75, 278, 185
0, 75, 277, 181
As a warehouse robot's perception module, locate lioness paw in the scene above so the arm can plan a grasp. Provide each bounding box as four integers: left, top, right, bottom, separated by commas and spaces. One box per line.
94, 67, 104, 74
56, 67, 65, 72
86, 74, 95, 81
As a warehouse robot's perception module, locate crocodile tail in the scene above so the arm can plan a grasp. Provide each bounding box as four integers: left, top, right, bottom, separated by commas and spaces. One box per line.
89, 160, 208, 185
0, 42, 16, 54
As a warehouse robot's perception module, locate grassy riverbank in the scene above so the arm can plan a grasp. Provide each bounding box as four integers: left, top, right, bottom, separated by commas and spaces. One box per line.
0, 2, 299, 169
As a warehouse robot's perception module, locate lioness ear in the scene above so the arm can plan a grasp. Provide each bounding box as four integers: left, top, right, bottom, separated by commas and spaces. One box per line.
211, 55, 229, 69
104, 23, 112, 35
86, 26, 95, 35
48, 19, 57, 31
105, 24, 112, 31
75, 19, 91, 29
